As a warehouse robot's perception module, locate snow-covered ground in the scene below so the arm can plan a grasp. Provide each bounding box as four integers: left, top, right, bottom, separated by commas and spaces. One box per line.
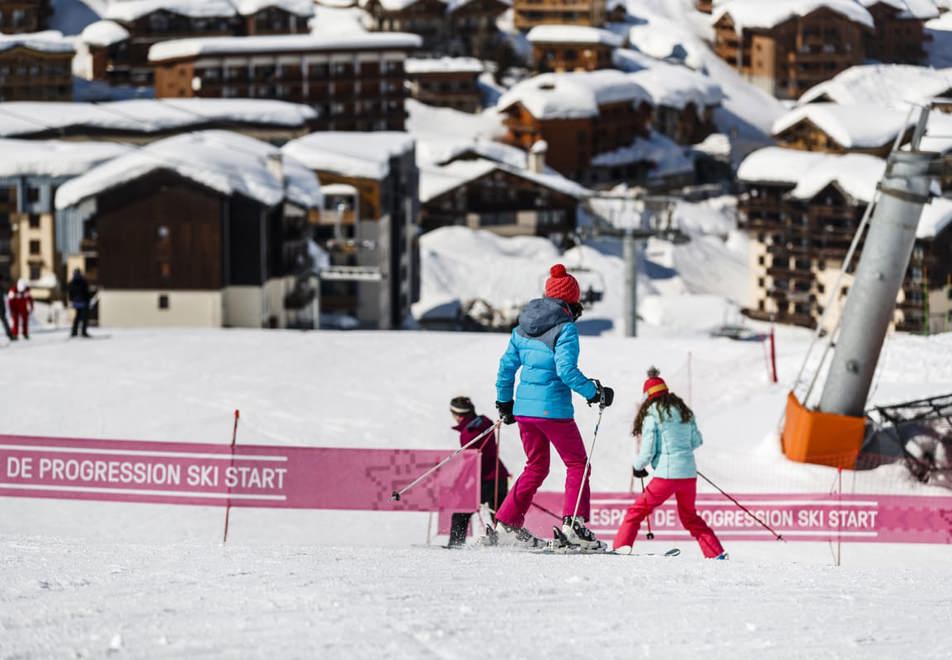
2, 324, 952, 658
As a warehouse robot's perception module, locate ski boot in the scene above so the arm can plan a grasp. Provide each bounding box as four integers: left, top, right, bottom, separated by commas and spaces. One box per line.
477, 524, 499, 547
561, 516, 607, 552
496, 521, 546, 549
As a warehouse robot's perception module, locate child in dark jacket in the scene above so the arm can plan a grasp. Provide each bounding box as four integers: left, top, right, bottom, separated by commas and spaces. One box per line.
612, 368, 727, 559
447, 396, 509, 547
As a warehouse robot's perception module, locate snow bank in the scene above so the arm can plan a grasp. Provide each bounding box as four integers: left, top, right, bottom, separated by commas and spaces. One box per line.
771, 103, 912, 149
714, 0, 874, 32
405, 57, 483, 75
497, 70, 650, 120
0, 98, 316, 137
0, 30, 75, 54
149, 32, 422, 61
738, 146, 885, 203
917, 195, 952, 239
525, 25, 624, 47
55, 130, 322, 210
798, 64, 952, 109
79, 19, 129, 46
282, 131, 415, 180
0, 139, 132, 178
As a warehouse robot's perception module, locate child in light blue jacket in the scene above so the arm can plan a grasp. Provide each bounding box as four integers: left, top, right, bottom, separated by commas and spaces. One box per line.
613, 368, 727, 558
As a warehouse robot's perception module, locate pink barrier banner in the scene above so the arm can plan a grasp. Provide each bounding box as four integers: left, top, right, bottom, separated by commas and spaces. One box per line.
0, 434, 479, 513
439, 492, 952, 544
526, 492, 952, 544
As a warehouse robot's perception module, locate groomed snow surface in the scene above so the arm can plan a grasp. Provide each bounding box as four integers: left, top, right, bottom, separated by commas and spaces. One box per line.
2, 324, 952, 658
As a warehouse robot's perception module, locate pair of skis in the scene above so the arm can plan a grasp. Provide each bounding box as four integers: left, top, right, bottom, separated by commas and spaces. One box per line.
539, 525, 679, 557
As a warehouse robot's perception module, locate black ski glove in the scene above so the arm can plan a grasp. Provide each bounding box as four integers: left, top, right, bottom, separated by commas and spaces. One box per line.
587, 383, 614, 408
632, 467, 650, 479
495, 400, 516, 425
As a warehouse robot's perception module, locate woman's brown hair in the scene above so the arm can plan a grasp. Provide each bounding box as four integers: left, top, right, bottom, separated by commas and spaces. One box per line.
631, 392, 695, 437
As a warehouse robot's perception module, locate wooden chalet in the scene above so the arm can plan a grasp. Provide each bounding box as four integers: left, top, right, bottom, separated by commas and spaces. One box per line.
526, 25, 621, 73
149, 33, 420, 132
53, 131, 324, 330
80, 0, 314, 87
713, 2, 872, 100
0, 0, 50, 34
861, 0, 936, 65
512, 0, 606, 31
405, 57, 483, 112
0, 31, 74, 102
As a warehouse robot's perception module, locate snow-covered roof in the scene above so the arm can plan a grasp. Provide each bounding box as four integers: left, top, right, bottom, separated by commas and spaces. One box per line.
626, 63, 723, 111
590, 131, 694, 178
55, 130, 322, 210
0, 30, 75, 54
772, 103, 913, 149
856, 0, 939, 20
105, 0, 238, 21
310, 4, 372, 35
799, 64, 952, 108
0, 99, 317, 137
738, 146, 885, 203
497, 70, 651, 120
917, 195, 952, 238
405, 57, 483, 75
713, 0, 875, 32
525, 25, 624, 47
149, 32, 421, 61
419, 157, 588, 203
80, 20, 130, 47
0, 139, 132, 179
282, 131, 415, 180
232, 0, 316, 17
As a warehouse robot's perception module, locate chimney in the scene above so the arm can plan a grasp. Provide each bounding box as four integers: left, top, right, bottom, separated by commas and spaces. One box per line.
266, 152, 284, 184
528, 139, 547, 174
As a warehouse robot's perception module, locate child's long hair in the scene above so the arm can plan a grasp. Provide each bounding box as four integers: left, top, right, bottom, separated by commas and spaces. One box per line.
632, 392, 695, 436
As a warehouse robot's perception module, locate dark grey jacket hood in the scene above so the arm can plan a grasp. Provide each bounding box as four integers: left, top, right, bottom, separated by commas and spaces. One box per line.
518, 297, 572, 338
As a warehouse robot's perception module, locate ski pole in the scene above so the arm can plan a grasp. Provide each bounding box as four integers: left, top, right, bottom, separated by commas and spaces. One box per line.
569, 385, 606, 527
640, 476, 655, 540
697, 470, 785, 542
390, 419, 502, 502
530, 501, 562, 521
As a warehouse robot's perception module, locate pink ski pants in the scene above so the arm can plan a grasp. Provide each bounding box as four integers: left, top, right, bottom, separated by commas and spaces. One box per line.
495, 416, 590, 528
613, 477, 725, 558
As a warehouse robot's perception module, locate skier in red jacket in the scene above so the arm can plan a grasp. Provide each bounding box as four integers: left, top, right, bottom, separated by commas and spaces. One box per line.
447, 396, 509, 548
8, 279, 33, 340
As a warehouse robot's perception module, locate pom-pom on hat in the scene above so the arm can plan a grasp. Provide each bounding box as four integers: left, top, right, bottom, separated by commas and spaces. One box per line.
544, 263, 581, 304
643, 366, 668, 401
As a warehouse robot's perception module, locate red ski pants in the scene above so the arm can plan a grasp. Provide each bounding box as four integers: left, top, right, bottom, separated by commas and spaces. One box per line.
10, 310, 28, 338
613, 477, 724, 558
495, 416, 590, 528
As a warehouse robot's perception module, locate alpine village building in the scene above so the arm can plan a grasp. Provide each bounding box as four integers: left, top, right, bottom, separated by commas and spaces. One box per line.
0, 0, 51, 33
0, 30, 74, 102
404, 56, 483, 112
77, 0, 316, 87
148, 33, 422, 131
526, 25, 622, 73
53, 131, 326, 330
738, 103, 952, 335
512, 0, 606, 31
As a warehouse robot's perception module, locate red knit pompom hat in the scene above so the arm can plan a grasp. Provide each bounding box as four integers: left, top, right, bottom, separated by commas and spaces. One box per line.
544, 263, 580, 304
643, 366, 668, 401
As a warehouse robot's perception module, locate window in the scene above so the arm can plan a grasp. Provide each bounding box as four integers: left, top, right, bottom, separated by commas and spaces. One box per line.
29, 240, 40, 255
28, 214, 40, 228
26, 187, 40, 203
158, 294, 170, 310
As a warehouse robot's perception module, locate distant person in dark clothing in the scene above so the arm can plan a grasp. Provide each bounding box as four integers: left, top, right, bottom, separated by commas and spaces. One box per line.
447, 396, 509, 548
67, 269, 91, 338
0, 276, 12, 340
